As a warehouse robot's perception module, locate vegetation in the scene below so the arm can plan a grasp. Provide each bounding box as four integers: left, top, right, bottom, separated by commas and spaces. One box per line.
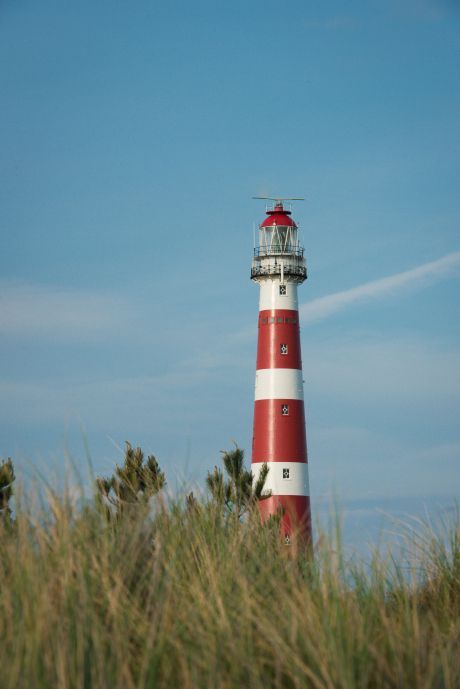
96, 441, 166, 519
206, 444, 271, 518
0, 450, 458, 689
0, 457, 15, 525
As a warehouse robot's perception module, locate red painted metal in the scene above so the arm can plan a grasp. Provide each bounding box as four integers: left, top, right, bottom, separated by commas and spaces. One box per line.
257, 309, 302, 370
260, 202, 297, 228
260, 211, 296, 228
252, 399, 308, 463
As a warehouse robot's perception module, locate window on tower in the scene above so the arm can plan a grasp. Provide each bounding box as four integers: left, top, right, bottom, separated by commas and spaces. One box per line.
281, 404, 289, 416
282, 468, 290, 479
278, 227, 291, 252
262, 227, 273, 253
280, 343, 288, 355
279, 285, 287, 296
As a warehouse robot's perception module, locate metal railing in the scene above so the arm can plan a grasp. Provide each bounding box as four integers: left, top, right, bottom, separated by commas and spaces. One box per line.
250, 263, 307, 280
253, 246, 304, 258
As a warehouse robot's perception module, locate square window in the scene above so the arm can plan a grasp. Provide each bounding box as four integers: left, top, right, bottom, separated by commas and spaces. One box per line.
279, 285, 287, 296
277, 317, 283, 324
280, 343, 288, 355
281, 403, 289, 416
282, 468, 290, 479
269, 317, 275, 324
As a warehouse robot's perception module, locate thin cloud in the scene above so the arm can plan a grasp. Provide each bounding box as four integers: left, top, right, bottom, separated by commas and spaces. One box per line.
300, 251, 460, 324
0, 282, 132, 342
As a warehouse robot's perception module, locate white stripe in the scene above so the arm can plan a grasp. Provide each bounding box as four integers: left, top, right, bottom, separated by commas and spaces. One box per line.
255, 368, 304, 401
259, 279, 299, 311
252, 461, 310, 497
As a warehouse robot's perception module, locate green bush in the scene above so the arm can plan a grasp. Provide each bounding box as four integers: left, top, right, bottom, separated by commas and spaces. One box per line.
96, 441, 166, 520
0, 480, 458, 689
0, 457, 15, 524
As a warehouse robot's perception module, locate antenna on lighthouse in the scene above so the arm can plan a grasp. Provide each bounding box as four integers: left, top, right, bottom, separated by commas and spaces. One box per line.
253, 197, 305, 212
252, 196, 305, 202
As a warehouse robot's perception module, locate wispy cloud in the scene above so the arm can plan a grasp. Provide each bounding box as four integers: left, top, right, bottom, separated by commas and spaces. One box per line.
300, 251, 460, 324
0, 283, 133, 342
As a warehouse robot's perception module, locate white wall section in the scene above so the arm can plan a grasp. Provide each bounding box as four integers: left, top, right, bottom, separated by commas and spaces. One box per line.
258, 279, 299, 311
255, 368, 304, 400
252, 461, 310, 496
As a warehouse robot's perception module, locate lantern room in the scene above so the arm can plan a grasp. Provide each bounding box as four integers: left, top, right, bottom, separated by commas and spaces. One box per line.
258, 202, 300, 256
251, 200, 307, 282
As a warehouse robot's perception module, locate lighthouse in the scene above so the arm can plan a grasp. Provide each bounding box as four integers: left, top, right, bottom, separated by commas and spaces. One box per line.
251, 198, 312, 544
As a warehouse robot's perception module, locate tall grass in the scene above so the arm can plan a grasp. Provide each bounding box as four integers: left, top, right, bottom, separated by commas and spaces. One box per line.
0, 486, 458, 689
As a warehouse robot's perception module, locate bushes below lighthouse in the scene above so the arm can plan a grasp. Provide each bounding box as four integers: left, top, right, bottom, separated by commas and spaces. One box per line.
206, 444, 271, 519
0, 451, 458, 689
95, 441, 166, 521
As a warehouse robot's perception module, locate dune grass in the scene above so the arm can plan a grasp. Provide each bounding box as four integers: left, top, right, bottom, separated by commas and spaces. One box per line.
0, 487, 458, 689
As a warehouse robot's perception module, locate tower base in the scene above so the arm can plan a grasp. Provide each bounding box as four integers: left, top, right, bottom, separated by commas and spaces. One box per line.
259, 494, 312, 545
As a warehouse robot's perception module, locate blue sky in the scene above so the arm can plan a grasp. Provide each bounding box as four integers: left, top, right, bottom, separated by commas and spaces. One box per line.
1, 0, 459, 506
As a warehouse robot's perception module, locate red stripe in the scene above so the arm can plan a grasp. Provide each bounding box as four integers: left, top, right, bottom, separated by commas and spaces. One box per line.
257, 309, 302, 370
252, 399, 308, 462
259, 495, 311, 542
258, 309, 299, 324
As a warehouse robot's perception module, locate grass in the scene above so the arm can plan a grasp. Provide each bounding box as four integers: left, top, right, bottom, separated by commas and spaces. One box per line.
0, 486, 459, 689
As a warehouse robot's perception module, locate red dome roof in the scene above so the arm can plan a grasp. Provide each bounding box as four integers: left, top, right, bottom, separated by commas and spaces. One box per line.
260, 203, 297, 228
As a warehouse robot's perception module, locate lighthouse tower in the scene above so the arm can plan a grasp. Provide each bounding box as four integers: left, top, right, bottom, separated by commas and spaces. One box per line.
251, 198, 311, 544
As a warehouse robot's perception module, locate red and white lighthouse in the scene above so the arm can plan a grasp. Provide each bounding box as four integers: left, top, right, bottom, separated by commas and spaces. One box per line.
251, 198, 312, 544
